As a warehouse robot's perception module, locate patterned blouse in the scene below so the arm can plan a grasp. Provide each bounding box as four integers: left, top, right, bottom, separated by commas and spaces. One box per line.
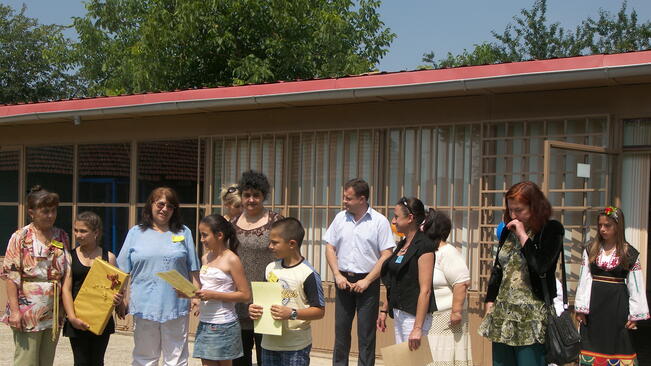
233, 210, 283, 329
1, 224, 70, 332
479, 231, 547, 346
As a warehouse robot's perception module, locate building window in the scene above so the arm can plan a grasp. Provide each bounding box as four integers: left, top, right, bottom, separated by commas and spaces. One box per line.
0, 149, 19, 255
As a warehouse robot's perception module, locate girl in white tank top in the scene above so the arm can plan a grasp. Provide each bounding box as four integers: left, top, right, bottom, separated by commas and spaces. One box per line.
191, 214, 252, 364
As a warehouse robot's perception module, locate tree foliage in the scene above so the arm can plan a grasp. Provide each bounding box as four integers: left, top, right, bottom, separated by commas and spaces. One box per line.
0, 5, 79, 104
422, 0, 651, 69
73, 0, 396, 96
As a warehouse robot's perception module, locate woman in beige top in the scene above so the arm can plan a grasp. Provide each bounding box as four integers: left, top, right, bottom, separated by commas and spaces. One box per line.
422, 209, 472, 365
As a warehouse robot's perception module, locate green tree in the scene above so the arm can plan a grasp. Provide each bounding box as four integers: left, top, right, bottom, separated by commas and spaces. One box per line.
422, 0, 650, 69
0, 4, 79, 104
73, 0, 396, 96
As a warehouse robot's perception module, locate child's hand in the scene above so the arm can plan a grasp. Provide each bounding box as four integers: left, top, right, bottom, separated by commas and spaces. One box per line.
112, 292, 124, 306
69, 317, 90, 331
194, 289, 217, 301
191, 298, 201, 316
625, 320, 638, 330
270, 305, 292, 320
249, 304, 263, 320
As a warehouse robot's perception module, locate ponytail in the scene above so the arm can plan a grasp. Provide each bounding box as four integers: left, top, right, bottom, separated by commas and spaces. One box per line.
200, 214, 240, 255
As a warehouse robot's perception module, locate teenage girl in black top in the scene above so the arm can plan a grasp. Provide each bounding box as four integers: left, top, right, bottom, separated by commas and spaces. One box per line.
62, 211, 125, 366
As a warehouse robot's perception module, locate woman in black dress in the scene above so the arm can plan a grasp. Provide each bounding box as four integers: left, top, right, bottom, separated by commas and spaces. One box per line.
575, 207, 649, 365
61, 211, 125, 366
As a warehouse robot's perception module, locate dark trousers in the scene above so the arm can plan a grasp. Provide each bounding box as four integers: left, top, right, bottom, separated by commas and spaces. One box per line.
332, 274, 380, 366
234, 328, 263, 366
69, 333, 111, 366
492, 342, 546, 366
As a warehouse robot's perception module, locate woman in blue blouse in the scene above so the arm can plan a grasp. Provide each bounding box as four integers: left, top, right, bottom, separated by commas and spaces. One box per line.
117, 187, 200, 366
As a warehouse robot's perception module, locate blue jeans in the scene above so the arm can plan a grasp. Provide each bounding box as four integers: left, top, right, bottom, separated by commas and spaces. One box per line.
261, 344, 311, 366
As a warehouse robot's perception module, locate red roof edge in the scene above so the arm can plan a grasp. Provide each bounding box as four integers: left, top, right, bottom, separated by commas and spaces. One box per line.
2, 51, 651, 118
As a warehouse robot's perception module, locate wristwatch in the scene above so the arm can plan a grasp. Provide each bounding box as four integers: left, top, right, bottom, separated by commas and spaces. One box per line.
289, 308, 298, 320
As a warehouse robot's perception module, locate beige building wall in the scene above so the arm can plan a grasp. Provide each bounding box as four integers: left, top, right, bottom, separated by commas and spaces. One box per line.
1, 82, 651, 365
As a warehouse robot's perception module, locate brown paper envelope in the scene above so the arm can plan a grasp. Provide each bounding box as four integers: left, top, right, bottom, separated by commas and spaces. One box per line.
380, 337, 433, 366
74, 258, 128, 335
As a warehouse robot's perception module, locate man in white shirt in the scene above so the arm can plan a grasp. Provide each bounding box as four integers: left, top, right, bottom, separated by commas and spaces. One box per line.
325, 178, 395, 366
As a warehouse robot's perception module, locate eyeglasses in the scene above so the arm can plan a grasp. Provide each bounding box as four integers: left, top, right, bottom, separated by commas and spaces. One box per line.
226, 186, 239, 194
154, 201, 177, 210
400, 197, 414, 216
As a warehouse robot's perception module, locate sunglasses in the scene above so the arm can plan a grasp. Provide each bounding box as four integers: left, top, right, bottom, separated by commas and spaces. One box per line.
400, 197, 414, 216
154, 201, 177, 210
226, 186, 239, 194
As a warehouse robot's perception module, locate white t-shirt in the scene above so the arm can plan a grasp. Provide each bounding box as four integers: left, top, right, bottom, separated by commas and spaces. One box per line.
432, 244, 470, 312
324, 206, 395, 273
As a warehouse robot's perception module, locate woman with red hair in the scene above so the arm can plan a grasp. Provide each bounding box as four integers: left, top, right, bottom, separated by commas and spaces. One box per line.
479, 181, 565, 366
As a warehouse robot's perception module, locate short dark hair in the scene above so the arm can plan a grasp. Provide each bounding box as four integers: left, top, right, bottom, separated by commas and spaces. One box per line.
271, 217, 305, 248
344, 178, 369, 201
422, 208, 451, 249
140, 187, 184, 233
238, 170, 270, 200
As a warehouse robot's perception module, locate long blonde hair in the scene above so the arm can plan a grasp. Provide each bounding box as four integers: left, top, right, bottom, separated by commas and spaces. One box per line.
587, 206, 630, 268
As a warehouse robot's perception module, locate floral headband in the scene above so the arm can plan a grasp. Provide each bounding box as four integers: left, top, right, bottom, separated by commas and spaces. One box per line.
603, 206, 619, 222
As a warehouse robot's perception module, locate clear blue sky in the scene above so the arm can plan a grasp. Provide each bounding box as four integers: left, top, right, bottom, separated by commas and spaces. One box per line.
5, 0, 651, 72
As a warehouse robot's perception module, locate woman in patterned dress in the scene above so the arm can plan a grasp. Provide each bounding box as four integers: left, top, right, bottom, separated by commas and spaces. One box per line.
479, 181, 564, 366
232, 170, 283, 366
575, 207, 649, 365
1, 186, 70, 366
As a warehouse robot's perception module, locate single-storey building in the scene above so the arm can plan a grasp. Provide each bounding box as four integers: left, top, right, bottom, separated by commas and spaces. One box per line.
1, 50, 650, 365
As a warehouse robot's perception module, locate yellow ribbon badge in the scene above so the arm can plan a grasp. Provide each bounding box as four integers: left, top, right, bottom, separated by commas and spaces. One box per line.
172, 235, 185, 243
50, 240, 64, 249
267, 271, 279, 283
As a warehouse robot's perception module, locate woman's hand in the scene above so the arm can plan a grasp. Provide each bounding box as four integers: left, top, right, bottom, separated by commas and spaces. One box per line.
376, 311, 387, 332
506, 219, 528, 245
249, 304, 263, 320
575, 313, 587, 326
407, 326, 422, 351
484, 302, 494, 315
8, 311, 22, 330
450, 310, 462, 326
625, 320, 638, 330
69, 316, 90, 331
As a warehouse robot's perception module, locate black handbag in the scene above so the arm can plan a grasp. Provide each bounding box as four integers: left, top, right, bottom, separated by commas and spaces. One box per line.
486, 227, 509, 302
540, 244, 581, 364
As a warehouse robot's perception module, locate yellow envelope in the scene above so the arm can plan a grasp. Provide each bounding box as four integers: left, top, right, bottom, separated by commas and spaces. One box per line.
380, 337, 434, 366
251, 281, 283, 336
156, 270, 197, 298
74, 258, 128, 335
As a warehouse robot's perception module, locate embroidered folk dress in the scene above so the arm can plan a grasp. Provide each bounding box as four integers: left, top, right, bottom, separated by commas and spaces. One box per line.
478, 231, 547, 346
574, 246, 649, 366
0, 224, 70, 332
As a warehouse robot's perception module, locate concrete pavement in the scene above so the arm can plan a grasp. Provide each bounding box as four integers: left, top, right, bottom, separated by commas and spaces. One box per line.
0, 326, 382, 365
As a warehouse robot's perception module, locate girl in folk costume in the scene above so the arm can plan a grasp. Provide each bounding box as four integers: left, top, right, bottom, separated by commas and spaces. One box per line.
575, 207, 649, 365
